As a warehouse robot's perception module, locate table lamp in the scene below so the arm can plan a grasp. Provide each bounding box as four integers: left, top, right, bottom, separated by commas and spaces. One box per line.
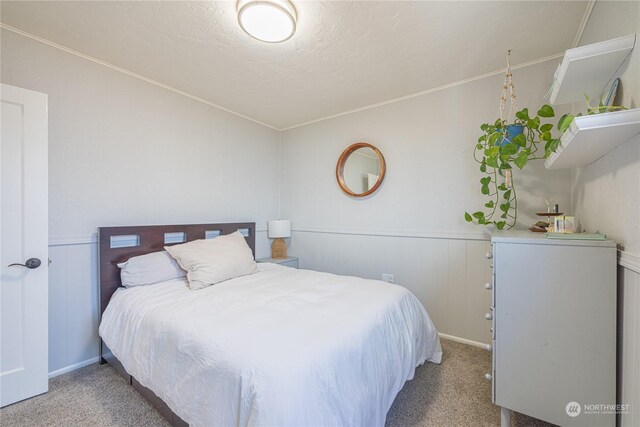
268, 220, 291, 259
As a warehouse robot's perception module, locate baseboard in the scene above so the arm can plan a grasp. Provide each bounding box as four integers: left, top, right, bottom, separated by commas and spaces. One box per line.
48, 357, 100, 379
439, 333, 489, 349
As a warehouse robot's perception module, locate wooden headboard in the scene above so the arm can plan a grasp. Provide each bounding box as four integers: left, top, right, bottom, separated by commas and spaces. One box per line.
98, 222, 256, 314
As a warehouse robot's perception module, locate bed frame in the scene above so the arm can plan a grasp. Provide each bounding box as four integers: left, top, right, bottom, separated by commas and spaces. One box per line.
98, 222, 256, 427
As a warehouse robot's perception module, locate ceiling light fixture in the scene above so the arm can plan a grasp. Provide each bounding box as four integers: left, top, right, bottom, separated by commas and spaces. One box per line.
237, 0, 297, 43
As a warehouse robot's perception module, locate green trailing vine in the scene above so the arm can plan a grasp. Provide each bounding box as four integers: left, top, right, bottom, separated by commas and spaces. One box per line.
465, 95, 627, 230
464, 105, 561, 230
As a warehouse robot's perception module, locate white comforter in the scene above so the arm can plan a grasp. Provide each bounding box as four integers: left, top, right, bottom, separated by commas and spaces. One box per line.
99, 263, 442, 427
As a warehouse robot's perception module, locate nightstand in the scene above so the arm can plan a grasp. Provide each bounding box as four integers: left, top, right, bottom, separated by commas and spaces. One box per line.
256, 256, 299, 269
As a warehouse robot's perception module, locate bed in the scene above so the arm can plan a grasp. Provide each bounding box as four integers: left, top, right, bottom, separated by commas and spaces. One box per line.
98, 223, 442, 427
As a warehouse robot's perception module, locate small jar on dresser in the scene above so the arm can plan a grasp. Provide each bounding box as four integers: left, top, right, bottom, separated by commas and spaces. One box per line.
487, 231, 616, 427
256, 256, 299, 269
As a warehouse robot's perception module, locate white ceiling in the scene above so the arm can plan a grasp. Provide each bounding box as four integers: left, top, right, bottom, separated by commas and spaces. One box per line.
1, 1, 590, 130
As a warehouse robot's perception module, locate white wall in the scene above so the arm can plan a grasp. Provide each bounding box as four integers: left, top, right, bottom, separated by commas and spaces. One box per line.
618, 266, 640, 427
1, 29, 280, 375
281, 58, 573, 345
571, 2, 640, 426
573, 0, 639, 256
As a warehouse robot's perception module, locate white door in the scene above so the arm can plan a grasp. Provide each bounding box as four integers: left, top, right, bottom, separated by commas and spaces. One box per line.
0, 84, 48, 407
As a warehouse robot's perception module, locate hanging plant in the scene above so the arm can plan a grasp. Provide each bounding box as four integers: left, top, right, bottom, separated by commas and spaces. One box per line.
464, 51, 561, 230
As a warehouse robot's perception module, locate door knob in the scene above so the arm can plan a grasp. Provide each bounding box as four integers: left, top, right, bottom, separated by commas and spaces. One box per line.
8, 258, 41, 269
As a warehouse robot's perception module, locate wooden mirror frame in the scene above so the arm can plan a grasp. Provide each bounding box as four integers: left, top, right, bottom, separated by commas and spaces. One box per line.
336, 142, 386, 197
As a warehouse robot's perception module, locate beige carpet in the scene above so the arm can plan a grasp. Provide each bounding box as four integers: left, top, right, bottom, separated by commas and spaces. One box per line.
0, 339, 555, 427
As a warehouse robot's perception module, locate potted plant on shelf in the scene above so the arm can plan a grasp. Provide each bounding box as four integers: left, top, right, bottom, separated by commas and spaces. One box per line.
557, 93, 627, 133
464, 51, 561, 230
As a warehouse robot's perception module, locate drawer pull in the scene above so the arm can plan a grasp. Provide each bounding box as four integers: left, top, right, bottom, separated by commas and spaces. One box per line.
484, 373, 493, 380
485, 252, 493, 259
485, 312, 493, 320
485, 344, 492, 352
484, 282, 492, 290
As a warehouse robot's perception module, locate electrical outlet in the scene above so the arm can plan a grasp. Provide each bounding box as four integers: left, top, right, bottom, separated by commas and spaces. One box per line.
382, 273, 395, 284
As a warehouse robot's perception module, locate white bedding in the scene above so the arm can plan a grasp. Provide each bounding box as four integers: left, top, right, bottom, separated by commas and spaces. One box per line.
99, 263, 442, 427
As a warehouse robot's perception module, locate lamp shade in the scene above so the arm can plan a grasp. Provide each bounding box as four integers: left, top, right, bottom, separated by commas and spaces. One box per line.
268, 220, 291, 238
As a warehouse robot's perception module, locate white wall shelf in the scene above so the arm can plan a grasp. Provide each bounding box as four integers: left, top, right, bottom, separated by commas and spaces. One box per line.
549, 34, 636, 105
545, 108, 640, 170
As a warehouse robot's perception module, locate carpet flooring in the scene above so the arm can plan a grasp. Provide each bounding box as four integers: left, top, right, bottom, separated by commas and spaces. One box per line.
0, 339, 555, 427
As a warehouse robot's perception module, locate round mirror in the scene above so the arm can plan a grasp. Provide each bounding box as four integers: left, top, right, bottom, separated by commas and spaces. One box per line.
336, 142, 386, 197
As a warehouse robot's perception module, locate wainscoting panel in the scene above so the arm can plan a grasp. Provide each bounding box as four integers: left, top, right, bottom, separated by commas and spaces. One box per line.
48, 242, 99, 375
466, 240, 494, 346
47, 230, 271, 376
290, 230, 493, 346
620, 265, 640, 427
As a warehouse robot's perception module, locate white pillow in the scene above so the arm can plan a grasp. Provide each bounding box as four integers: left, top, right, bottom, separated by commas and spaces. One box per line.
164, 231, 257, 290
118, 250, 186, 288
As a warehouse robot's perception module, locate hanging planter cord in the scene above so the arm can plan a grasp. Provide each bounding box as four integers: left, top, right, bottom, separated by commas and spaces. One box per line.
499, 50, 518, 123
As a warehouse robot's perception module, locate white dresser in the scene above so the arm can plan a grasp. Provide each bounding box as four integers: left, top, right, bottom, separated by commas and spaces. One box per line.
488, 231, 617, 427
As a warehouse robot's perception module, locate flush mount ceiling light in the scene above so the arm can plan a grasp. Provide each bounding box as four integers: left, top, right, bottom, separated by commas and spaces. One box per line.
237, 0, 297, 43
